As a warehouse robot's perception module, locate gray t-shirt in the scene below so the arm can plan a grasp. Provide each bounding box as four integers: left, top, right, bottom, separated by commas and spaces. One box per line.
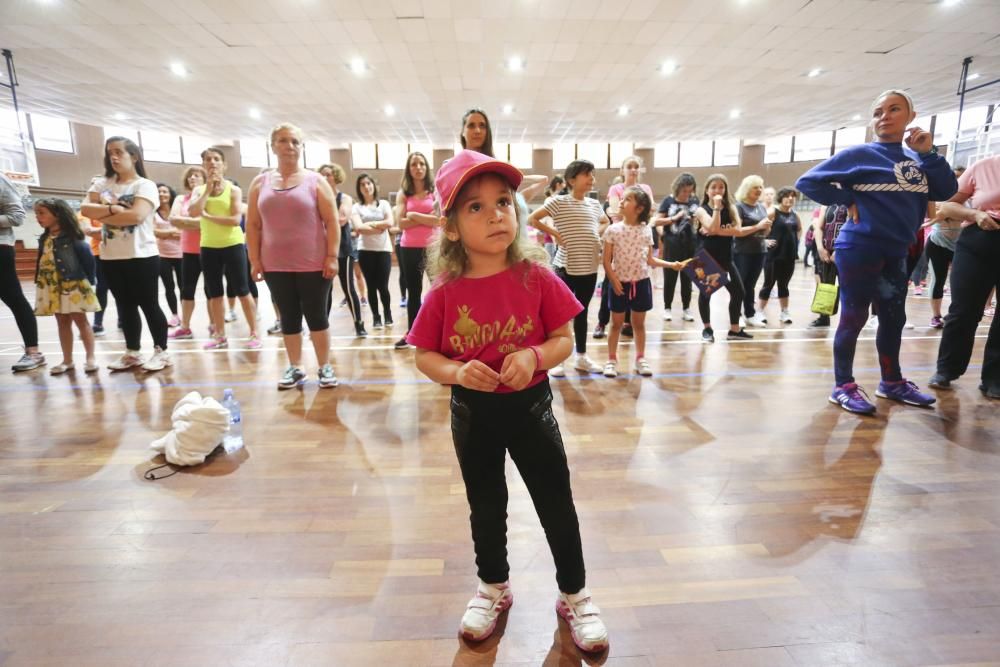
734, 201, 767, 254
0, 173, 26, 247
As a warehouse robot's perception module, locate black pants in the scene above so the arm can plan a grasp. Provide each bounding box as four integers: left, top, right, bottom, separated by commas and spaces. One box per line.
0, 244, 38, 348
451, 381, 586, 593
180, 252, 205, 301
804, 242, 819, 267
159, 256, 182, 314
93, 256, 110, 326
597, 276, 630, 327
332, 255, 362, 325
265, 271, 332, 334
556, 269, 597, 354
733, 252, 766, 318
398, 246, 426, 330
759, 258, 795, 300
394, 242, 407, 300
358, 250, 392, 323
698, 258, 744, 327
102, 256, 168, 350
201, 245, 249, 299
663, 240, 693, 310
926, 239, 954, 300
934, 225, 1000, 387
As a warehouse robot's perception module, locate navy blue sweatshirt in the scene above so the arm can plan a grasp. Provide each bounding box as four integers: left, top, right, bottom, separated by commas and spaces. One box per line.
796, 142, 958, 251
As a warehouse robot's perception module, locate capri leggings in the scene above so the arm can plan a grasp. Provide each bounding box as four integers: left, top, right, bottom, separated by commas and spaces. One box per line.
758, 259, 795, 300
201, 244, 249, 299
264, 271, 332, 335
926, 239, 954, 300
180, 252, 206, 301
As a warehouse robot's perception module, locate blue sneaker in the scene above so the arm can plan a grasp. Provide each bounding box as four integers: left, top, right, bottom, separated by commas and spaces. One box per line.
876, 380, 936, 407
829, 383, 876, 414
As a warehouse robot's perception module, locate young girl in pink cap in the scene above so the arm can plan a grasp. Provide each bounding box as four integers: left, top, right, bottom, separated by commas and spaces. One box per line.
407, 150, 609, 654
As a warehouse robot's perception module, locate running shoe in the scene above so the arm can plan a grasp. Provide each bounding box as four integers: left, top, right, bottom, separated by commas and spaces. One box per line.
682, 308, 695, 322
573, 355, 602, 373
592, 324, 606, 339
808, 316, 831, 329
621, 324, 634, 338
267, 320, 282, 335
460, 581, 513, 642
394, 337, 411, 350
602, 359, 618, 378
636, 357, 653, 377
663, 309, 673, 321
203, 336, 228, 350
555, 588, 609, 653
876, 379, 936, 407
246, 334, 263, 350
278, 365, 307, 390
780, 310, 793, 324
108, 351, 143, 372
727, 328, 753, 340
224, 309, 237, 323
318, 364, 338, 388
548, 364, 566, 378
702, 328, 714, 344
829, 383, 876, 414
142, 347, 172, 372
167, 315, 181, 328
929, 315, 944, 329
92, 325, 106, 337
11, 351, 45, 372
928, 372, 954, 389
169, 327, 193, 340
747, 313, 767, 328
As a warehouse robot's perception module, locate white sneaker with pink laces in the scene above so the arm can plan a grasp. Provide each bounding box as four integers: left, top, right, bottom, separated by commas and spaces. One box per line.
459, 580, 513, 642
556, 587, 609, 653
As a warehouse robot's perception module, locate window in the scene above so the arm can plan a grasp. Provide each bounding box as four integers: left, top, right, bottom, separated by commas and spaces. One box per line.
934, 106, 989, 145
679, 140, 713, 168
609, 142, 635, 170
103, 126, 139, 143
240, 138, 270, 168
654, 142, 678, 168
834, 126, 867, 153
28, 114, 73, 153
576, 142, 607, 168
912, 115, 933, 138
507, 143, 532, 169
714, 139, 741, 167
304, 142, 331, 169
793, 131, 832, 162
764, 135, 793, 164
182, 136, 215, 165
140, 130, 182, 163
377, 143, 408, 169
409, 143, 434, 168
351, 142, 376, 169
552, 143, 575, 171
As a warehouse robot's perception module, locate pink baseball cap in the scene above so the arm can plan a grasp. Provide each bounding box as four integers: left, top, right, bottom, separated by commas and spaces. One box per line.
435, 149, 523, 215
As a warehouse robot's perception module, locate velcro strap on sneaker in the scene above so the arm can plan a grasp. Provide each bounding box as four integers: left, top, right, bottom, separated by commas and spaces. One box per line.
467, 596, 495, 611
574, 600, 601, 617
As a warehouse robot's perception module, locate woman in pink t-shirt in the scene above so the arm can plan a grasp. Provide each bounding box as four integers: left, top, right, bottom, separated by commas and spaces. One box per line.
929, 155, 1000, 398
167, 165, 207, 339
393, 151, 438, 349
153, 183, 182, 327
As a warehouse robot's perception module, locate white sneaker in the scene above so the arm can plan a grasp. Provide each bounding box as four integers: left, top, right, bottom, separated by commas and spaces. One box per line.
682, 308, 695, 322
663, 309, 673, 321
866, 315, 879, 329
108, 351, 143, 371
556, 588, 609, 653
739, 316, 747, 328
549, 364, 566, 378
747, 313, 768, 328
574, 355, 602, 373
636, 357, 653, 377
904, 321, 915, 330
224, 310, 237, 323
142, 347, 172, 372
779, 310, 792, 324
460, 581, 513, 642
602, 360, 618, 378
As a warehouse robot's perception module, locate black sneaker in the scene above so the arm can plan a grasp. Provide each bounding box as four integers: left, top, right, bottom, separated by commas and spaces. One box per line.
92, 324, 106, 337
385, 317, 394, 327
979, 383, 1000, 399
808, 315, 831, 328
373, 316, 383, 329
727, 328, 753, 340
701, 328, 714, 344
394, 337, 411, 350
355, 322, 368, 338
622, 324, 634, 337
928, 372, 954, 389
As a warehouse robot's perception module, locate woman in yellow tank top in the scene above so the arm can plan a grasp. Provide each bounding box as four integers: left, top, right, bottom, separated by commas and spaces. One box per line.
188, 148, 261, 349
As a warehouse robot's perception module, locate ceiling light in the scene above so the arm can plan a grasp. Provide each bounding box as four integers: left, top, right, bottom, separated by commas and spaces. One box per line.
852, 114, 861, 121
967, 73, 980, 81
942, 0, 961, 6
807, 68, 822, 78
618, 105, 629, 116
350, 58, 366, 75
248, 108, 261, 120
729, 109, 741, 119
384, 104, 395, 116
507, 56, 523, 72
502, 104, 514, 115
113, 112, 129, 121
659, 60, 677, 75
170, 62, 187, 77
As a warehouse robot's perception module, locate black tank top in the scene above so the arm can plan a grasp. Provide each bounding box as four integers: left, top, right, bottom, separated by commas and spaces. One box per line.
698, 203, 734, 264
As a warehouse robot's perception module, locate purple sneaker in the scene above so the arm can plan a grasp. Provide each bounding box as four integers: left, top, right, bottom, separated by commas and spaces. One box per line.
929, 315, 944, 329
876, 379, 936, 407
829, 383, 877, 414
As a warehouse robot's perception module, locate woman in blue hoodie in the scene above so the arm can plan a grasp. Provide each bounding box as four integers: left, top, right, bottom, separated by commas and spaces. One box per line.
797, 90, 958, 415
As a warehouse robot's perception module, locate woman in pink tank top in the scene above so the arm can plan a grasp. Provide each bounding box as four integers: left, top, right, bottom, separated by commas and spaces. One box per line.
246, 123, 341, 390
167, 165, 207, 339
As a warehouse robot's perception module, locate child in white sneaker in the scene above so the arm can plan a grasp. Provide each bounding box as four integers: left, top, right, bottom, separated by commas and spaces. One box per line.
407, 150, 609, 653
602, 187, 685, 378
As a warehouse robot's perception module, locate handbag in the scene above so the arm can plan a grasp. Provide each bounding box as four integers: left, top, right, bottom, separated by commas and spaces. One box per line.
811, 282, 839, 316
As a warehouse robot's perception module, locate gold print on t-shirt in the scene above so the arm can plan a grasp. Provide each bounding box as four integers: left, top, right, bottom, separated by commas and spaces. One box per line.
449, 306, 535, 355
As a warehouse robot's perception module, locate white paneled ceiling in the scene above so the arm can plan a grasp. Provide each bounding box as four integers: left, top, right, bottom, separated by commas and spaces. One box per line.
1, 0, 999, 146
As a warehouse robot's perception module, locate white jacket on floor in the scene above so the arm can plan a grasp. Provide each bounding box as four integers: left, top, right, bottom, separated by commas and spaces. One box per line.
150, 391, 230, 466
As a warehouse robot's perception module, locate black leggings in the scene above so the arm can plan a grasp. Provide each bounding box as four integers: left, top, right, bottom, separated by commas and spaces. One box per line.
698, 258, 744, 327
556, 269, 597, 354
399, 246, 427, 330
926, 240, 954, 300
93, 255, 109, 327
0, 245, 38, 348
663, 241, 693, 310
102, 256, 167, 351
358, 250, 392, 323
180, 252, 205, 301
395, 242, 407, 299
201, 245, 249, 299
733, 252, 766, 318
265, 271, 332, 334
333, 255, 362, 325
159, 256, 182, 314
759, 259, 795, 300
239, 246, 258, 300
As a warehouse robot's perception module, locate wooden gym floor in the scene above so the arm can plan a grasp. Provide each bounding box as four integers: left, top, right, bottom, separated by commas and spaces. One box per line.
0, 265, 998, 667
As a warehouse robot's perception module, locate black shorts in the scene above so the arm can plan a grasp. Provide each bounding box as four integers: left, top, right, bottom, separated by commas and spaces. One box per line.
608, 277, 653, 313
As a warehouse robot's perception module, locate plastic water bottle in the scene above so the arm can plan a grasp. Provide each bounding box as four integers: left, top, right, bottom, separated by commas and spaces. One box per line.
221, 388, 243, 453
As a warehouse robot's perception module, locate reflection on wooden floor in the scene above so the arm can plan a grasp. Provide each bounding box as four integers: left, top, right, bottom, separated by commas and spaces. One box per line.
1, 268, 998, 666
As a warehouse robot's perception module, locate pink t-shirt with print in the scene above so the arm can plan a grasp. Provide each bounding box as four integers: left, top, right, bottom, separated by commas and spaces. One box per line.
603, 222, 654, 283
406, 263, 582, 393
958, 156, 1000, 219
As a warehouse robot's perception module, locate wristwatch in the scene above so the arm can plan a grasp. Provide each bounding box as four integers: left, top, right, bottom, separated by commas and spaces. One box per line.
918, 146, 938, 158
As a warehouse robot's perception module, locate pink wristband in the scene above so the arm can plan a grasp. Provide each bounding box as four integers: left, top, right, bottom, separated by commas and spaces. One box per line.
528, 345, 543, 371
